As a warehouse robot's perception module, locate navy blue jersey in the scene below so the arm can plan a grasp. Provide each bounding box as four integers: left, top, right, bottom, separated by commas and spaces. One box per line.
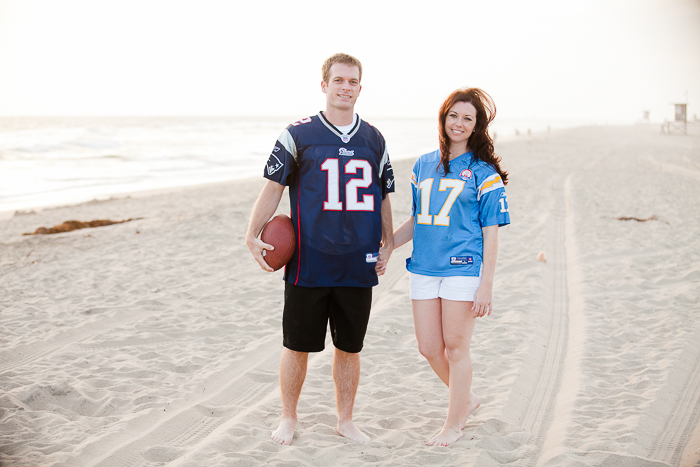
264, 112, 394, 287
407, 150, 510, 277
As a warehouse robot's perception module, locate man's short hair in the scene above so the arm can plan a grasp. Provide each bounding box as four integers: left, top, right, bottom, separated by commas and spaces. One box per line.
322, 53, 363, 84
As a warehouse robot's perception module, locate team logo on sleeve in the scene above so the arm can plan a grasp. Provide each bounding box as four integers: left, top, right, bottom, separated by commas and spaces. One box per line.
266, 153, 284, 176
460, 169, 473, 180
385, 160, 393, 174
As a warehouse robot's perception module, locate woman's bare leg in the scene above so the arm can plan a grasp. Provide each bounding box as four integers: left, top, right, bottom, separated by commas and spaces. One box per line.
426, 299, 478, 447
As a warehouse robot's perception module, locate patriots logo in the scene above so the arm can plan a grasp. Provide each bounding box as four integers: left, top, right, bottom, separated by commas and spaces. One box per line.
267, 154, 284, 176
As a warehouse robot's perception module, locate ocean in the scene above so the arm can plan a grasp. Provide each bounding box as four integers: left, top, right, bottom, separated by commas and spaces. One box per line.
0, 115, 579, 216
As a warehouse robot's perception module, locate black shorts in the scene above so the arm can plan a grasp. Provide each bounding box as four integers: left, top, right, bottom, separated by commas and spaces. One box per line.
283, 282, 373, 354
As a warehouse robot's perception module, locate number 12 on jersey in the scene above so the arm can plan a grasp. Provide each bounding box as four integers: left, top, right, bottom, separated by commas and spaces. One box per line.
321, 158, 374, 211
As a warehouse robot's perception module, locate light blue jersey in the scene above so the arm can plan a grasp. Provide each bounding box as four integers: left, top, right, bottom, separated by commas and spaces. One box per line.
407, 150, 510, 277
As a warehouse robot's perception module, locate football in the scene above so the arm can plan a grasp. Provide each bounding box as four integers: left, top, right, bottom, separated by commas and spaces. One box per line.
260, 214, 296, 271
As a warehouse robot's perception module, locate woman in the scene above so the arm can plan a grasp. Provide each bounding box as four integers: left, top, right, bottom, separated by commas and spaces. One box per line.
388, 88, 510, 446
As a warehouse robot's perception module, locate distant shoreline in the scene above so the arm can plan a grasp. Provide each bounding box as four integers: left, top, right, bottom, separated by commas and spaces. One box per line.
0, 119, 612, 220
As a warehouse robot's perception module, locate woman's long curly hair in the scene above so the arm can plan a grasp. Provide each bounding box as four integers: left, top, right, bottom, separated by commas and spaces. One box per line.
438, 88, 508, 185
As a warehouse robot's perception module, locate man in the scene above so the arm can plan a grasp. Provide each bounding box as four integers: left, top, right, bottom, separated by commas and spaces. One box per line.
245, 53, 394, 445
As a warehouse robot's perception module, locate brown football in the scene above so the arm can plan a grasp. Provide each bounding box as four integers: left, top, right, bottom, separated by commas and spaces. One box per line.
260, 214, 296, 271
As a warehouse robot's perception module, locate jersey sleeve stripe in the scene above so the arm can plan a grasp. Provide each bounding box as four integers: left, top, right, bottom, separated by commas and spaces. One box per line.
477, 174, 504, 201
378, 146, 389, 177
277, 129, 298, 161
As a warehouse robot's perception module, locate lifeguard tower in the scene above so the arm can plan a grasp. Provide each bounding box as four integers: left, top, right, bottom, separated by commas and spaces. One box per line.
662, 103, 687, 135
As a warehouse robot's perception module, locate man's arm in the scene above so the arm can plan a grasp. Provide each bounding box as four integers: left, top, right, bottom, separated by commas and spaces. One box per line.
245, 180, 286, 272
376, 195, 394, 276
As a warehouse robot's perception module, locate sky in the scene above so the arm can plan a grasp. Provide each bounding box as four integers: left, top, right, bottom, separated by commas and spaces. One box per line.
0, 0, 698, 123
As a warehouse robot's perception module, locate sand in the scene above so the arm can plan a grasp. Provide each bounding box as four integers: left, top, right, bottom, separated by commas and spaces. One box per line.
1, 124, 699, 467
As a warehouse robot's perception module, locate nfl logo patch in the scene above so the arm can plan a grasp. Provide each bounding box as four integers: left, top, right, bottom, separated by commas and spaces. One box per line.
341, 135, 350, 143
460, 169, 472, 180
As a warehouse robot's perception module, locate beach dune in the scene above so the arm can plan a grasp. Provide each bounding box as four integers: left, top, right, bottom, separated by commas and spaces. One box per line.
1, 125, 699, 466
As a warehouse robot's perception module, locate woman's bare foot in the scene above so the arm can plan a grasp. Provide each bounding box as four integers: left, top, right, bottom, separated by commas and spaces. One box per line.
336, 420, 370, 444
271, 417, 296, 445
427, 426, 464, 447
460, 392, 481, 429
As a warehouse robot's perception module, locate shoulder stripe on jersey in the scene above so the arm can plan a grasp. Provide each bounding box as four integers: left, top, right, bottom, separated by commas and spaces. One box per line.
477, 174, 504, 201
277, 129, 297, 161
411, 171, 418, 187
378, 147, 389, 177
318, 112, 361, 142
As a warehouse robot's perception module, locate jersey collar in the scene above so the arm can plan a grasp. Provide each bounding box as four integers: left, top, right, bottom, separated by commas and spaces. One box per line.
452, 150, 475, 166
318, 112, 361, 144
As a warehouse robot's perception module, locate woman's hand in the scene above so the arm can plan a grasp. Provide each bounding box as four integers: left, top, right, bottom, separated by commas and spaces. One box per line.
375, 241, 393, 276
472, 282, 493, 317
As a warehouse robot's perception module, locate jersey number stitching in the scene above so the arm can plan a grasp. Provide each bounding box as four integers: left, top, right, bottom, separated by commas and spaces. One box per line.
290, 117, 312, 126
417, 178, 465, 226
321, 158, 374, 211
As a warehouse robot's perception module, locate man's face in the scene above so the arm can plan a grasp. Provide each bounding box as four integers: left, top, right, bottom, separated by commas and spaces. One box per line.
322, 63, 362, 112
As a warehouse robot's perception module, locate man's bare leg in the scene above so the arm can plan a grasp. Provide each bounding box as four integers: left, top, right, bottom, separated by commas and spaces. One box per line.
333, 348, 370, 443
271, 348, 308, 445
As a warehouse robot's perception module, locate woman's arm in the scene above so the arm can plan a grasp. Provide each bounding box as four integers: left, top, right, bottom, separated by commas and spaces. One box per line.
375, 216, 414, 275
473, 224, 498, 317
393, 216, 414, 249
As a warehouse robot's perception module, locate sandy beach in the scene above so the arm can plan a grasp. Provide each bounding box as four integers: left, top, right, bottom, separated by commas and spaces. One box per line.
1, 124, 699, 467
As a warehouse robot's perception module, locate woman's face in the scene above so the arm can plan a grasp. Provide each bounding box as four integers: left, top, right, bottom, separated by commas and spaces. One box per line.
444, 101, 477, 147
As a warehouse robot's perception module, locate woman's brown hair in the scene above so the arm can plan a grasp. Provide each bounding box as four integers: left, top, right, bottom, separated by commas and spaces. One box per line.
438, 88, 508, 185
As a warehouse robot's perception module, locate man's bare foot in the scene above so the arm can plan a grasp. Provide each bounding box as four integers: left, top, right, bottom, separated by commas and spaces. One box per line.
271, 417, 296, 445
336, 420, 370, 444
427, 426, 464, 447
460, 392, 481, 429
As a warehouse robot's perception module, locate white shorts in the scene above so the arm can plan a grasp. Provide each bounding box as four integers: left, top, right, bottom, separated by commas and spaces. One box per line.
409, 272, 482, 302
